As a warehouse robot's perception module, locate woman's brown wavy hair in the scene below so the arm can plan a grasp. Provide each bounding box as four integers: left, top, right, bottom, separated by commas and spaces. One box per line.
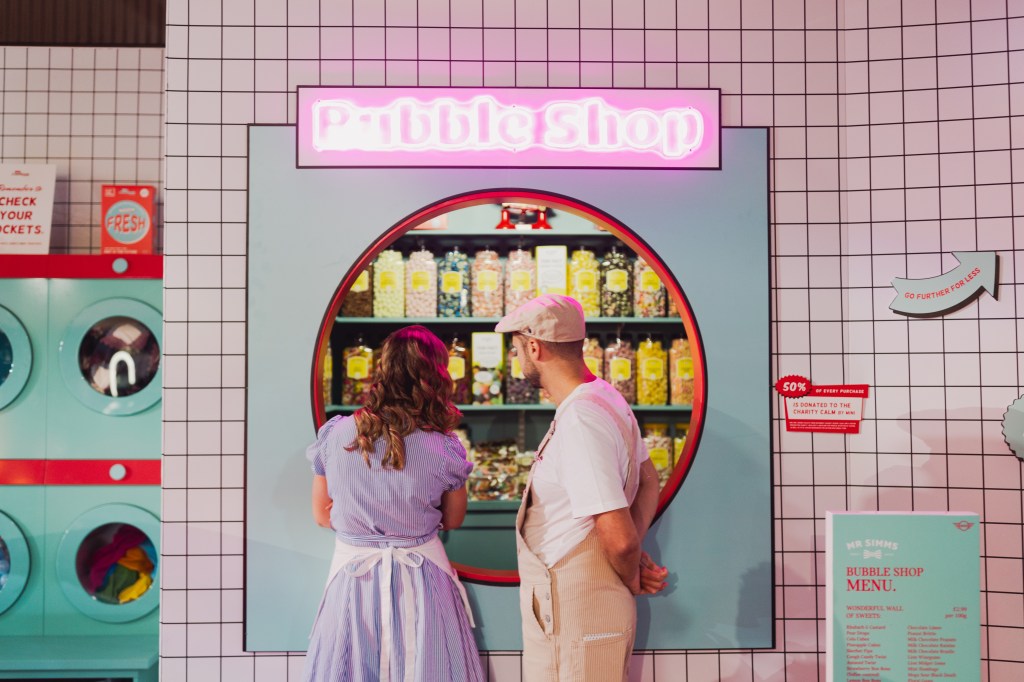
346, 325, 461, 469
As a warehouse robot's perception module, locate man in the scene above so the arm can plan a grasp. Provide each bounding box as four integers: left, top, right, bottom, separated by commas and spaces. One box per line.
495, 294, 669, 682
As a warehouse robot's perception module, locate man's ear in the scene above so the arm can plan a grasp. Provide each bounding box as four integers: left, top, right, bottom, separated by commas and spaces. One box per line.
526, 337, 542, 360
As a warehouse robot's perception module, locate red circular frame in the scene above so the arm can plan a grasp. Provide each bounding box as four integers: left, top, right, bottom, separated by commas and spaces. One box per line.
311, 188, 707, 585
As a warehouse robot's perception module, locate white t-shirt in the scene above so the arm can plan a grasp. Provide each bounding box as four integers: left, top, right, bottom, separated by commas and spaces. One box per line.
522, 377, 649, 567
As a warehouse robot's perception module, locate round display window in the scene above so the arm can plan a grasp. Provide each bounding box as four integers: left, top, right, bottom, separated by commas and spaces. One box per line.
312, 190, 707, 585
75, 522, 158, 605
78, 317, 160, 398
0, 329, 11, 389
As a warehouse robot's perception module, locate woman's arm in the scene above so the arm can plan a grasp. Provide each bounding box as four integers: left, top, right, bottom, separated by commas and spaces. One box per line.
311, 475, 333, 528
440, 485, 468, 530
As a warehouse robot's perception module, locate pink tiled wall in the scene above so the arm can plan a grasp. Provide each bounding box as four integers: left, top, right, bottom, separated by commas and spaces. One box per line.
161, 0, 1024, 679
0, 46, 164, 253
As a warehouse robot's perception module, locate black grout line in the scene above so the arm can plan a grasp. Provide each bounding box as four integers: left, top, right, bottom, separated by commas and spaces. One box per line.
965, 5, 992, 678
1003, 3, 1024, 666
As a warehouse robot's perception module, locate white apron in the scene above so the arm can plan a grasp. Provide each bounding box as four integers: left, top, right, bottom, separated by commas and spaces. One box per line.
309, 535, 475, 682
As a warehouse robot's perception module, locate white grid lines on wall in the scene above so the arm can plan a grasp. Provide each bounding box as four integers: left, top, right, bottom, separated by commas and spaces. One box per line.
0, 46, 164, 253
163, 0, 1024, 679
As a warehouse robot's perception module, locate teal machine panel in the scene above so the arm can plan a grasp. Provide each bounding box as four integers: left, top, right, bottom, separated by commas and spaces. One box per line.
41, 487, 160, 636
0, 488, 45, 636
0, 280, 49, 460
44, 279, 162, 460
246, 126, 771, 651
0, 270, 163, 646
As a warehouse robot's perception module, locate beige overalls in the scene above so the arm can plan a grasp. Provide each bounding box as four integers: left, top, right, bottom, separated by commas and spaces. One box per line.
515, 392, 641, 682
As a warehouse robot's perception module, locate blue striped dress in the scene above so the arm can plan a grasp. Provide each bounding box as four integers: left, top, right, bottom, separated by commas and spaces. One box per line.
304, 415, 484, 682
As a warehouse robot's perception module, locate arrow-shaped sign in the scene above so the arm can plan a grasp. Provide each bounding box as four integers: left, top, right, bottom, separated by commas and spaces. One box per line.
890, 251, 998, 317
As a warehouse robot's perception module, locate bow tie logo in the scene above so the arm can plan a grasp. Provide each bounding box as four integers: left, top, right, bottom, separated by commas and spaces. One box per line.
863, 549, 882, 559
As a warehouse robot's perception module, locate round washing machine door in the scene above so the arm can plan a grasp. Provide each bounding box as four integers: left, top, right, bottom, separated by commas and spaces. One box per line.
0, 510, 31, 615
55, 504, 159, 623
0, 305, 33, 411
58, 298, 162, 416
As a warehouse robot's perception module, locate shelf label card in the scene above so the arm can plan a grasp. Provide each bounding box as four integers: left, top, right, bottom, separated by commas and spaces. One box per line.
448, 356, 466, 380
785, 384, 869, 434
649, 447, 670, 469
605, 268, 629, 292
826, 512, 980, 682
673, 430, 688, 465
346, 356, 369, 380
610, 357, 632, 381
352, 270, 370, 292
574, 270, 597, 293
640, 269, 662, 292
441, 271, 463, 293
0, 163, 57, 254
510, 270, 532, 292
471, 332, 504, 369
536, 245, 568, 296
299, 87, 721, 169
642, 358, 665, 381
410, 270, 431, 291
476, 270, 499, 292
378, 271, 397, 291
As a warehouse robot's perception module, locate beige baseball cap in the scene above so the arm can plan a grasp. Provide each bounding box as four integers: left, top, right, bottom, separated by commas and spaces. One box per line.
495, 294, 586, 342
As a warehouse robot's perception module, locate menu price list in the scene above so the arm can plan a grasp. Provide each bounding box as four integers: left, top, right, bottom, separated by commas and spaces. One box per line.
843, 606, 967, 682
844, 612, 890, 681
906, 613, 964, 681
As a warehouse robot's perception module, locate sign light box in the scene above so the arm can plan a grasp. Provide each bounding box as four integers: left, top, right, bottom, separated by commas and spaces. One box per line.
297, 87, 720, 169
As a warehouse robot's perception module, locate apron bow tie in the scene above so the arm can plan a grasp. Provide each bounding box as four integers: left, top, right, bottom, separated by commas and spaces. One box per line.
348, 546, 423, 682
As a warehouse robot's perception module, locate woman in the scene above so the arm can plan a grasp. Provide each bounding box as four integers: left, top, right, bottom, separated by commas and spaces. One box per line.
304, 325, 484, 682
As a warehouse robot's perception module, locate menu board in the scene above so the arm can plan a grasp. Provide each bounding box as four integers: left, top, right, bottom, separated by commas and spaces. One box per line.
826, 512, 980, 682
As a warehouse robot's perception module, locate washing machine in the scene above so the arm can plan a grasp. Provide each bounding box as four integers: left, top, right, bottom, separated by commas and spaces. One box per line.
42, 484, 160, 636
39, 262, 163, 636
45, 277, 162, 459
0, 278, 47, 637
0, 278, 48, 460
0, 487, 44, 636
0, 255, 162, 645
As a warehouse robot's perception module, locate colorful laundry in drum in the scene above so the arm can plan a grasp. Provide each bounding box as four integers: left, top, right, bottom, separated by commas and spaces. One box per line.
85, 525, 157, 604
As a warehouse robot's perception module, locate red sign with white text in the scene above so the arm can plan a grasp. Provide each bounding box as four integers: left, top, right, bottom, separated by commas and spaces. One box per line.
785, 384, 870, 434
100, 185, 155, 254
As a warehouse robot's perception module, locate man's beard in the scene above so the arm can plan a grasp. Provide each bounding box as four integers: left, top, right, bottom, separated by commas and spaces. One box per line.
522, 356, 542, 389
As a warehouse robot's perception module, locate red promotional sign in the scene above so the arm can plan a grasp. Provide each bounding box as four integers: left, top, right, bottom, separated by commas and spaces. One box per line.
100, 185, 155, 254
775, 375, 810, 398
782, 383, 870, 434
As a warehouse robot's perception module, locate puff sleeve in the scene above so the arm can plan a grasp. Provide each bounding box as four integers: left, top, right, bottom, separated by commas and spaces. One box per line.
438, 434, 474, 492
306, 415, 344, 475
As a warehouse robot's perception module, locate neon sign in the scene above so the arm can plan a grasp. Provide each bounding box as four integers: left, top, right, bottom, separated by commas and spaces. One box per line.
297, 87, 720, 169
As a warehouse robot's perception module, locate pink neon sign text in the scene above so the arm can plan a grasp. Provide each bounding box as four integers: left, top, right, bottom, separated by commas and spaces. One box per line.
313, 96, 705, 160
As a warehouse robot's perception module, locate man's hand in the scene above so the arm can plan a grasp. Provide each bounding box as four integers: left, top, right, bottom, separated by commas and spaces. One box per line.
638, 551, 668, 594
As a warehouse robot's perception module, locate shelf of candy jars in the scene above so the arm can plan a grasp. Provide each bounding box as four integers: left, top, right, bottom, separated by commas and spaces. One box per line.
321, 205, 699, 508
